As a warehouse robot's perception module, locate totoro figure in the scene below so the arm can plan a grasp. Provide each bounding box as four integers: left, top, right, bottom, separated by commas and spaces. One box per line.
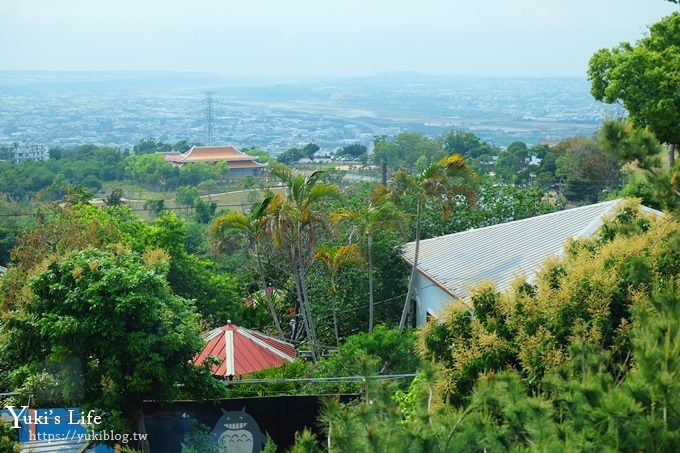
210, 407, 267, 453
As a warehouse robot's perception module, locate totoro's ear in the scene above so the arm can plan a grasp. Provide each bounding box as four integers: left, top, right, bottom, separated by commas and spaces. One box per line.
241, 406, 246, 412
221, 408, 228, 415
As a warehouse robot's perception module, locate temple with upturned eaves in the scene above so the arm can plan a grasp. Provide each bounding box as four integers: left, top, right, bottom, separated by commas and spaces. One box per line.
161, 145, 266, 177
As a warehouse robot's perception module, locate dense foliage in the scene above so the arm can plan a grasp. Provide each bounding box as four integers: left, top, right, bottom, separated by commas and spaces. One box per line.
589, 12, 680, 167
293, 202, 680, 451
4, 248, 216, 432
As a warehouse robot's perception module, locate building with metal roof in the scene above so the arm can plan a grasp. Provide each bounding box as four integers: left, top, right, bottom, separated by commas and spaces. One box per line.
402, 199, 661, 326
194, 322, 296, 378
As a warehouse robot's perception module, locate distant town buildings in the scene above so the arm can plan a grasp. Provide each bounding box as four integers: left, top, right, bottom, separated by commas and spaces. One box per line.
11, 144, 49, 163
0, 74, 620, 152
525, 155, 543, 166
161, 145, 265, 177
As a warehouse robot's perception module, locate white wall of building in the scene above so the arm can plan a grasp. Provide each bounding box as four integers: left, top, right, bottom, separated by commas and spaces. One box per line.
413, 271, 462, 325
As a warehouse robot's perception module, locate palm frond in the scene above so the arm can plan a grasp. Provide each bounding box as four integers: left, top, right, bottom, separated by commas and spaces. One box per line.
251, 193, 274, 220
369, 184, 390, 205
308, 184, 340, 204
209, 212, 251, 235
306, 169, 327, 186
270, 163, 292, 184
439, 153, 466, 170
449, 184, 478, 205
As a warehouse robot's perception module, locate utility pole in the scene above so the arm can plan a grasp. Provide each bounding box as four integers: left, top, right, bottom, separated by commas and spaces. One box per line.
205, 91, 214, 146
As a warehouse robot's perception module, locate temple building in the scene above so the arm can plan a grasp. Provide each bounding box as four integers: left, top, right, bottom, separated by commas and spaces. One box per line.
162, 145, 266, 177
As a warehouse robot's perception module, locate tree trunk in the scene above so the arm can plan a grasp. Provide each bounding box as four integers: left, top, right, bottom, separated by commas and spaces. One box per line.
255, 246, 284, 338
299, 264, 319, 360
368, 234, 374, 333
669, 143, 676, 169
329, 271, 340, 346
290, 242, 316, 361
398, 200, 421, 334
332, 296, 340, 346
263, 281, 284, 338
294, 226, 319, 360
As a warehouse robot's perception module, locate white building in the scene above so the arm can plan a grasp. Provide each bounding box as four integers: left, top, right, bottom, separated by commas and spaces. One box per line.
12, 144, 49, 163
402, 199, 661, 326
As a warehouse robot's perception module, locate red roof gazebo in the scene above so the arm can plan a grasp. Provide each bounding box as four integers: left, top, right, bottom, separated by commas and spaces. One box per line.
194, 322, 296, 378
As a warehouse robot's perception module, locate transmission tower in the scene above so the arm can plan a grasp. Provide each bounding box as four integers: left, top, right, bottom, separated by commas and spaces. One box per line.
205, 91, 214, 146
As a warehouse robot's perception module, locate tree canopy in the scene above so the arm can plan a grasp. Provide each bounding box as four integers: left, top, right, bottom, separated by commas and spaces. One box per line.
293, 201, 680, 451
588, 12, 680, 165
4, 248, 215, 434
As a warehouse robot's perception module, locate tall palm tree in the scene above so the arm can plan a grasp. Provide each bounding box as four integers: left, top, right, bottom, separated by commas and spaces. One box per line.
390, 154, 477, 333
314, 244, 361, 345
332, 185, 406, 332
208, 195, 285, 337
266, 164, 339, 360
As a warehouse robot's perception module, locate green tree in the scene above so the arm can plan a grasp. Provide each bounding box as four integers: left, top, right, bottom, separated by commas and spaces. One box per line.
293, 206, 680, 452
495, 141, 530, 185
599, 119, 680, 211
193, 199, 217, 224
390, 154, 477, 333
415, 177, 557, 239
332, 186, 406, 332
176, 185, 200, 212
125, 153, 176, 188
209, 196, 285, 337
339, 144, 368, 158
104, 188, 124, 207
302, 143, 320, 159
243, 147, 275, 165
443, 130, 498, 158
173, 140, 191, 152
266, 165, 339, 359
277, 148, 303, 165
0, 225, 18, 266
588, 12, 680, 167
143, 198, 165, 217
145, 212, 245, 327
554, 136, 621, 202
373, 133, 443, 169
133, 138, 172, 154
314, 245, 361, 344
5, 248, 214, 450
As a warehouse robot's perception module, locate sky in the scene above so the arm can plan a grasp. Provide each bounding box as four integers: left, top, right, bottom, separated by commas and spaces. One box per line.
0, 0, 677, 78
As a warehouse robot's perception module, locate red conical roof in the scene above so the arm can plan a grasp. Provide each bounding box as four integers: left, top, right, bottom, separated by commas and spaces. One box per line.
194, 322, 296, 377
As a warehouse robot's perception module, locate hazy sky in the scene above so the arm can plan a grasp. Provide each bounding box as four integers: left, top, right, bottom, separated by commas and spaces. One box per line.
0, 0, 677, 77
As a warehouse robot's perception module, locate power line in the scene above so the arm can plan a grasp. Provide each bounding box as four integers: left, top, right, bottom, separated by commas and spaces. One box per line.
0, 201, 257, 218
222, 373, 417, 385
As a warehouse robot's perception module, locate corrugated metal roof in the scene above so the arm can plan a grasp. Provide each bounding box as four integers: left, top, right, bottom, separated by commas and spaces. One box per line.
194, 323, 296, 377
403, 199, 661, 298
19, 439, 90, 452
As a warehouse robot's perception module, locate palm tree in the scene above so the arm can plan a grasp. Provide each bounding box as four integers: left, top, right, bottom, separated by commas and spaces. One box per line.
390, 154, 477, 333
332, 185, 406, 332
208, 195, 285, 337
314, 244, 361, 345
265, 164, 339, 360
